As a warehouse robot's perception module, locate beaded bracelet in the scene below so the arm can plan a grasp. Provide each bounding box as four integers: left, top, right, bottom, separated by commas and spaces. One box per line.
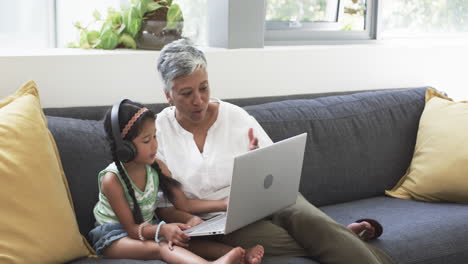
138, 222, 150, 241
155, 221, 166, 243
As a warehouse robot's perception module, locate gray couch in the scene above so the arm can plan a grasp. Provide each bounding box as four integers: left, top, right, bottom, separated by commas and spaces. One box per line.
45, 87, 468, 264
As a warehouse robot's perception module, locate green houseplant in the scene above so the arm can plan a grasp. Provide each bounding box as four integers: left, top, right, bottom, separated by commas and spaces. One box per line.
69, 0, 183, 50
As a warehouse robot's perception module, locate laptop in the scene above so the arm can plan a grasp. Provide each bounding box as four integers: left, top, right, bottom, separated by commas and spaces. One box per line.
184, 133, 307, 236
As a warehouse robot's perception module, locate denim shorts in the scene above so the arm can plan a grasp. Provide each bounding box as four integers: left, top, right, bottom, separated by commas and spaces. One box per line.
88, 223, 128, 257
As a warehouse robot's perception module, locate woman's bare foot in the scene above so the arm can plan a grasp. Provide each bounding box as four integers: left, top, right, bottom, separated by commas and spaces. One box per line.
245, 245, 264, 264
347, 221, 375, 240
213, 247, 245, 264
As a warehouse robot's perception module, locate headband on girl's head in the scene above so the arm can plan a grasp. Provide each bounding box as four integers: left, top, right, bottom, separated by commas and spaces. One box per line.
121, 107, 149, 138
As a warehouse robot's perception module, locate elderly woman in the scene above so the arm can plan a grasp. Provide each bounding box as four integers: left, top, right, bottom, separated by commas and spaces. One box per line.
155, 39, 393, 264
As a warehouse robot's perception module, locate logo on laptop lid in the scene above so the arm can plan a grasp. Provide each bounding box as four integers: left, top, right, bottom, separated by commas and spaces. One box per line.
264, 174, 274, 189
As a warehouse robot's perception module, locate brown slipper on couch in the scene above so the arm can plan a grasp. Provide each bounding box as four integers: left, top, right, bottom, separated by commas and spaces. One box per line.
354, 218, 383, 240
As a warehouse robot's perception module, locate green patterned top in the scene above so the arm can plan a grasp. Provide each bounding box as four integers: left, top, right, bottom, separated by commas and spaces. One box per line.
93, 162, 159, 224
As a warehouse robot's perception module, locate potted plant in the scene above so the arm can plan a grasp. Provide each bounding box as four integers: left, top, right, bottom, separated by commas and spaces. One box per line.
69, 0, 183, 50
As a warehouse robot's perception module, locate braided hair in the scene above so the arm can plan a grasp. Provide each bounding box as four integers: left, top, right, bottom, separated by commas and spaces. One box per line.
103, 100, 180, 224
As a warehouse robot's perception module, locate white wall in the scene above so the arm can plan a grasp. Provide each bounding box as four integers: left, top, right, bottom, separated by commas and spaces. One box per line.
1, 39, 467, 108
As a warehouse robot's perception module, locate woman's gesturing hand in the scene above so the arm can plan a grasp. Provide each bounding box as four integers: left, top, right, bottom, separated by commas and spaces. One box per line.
159, 223, 191, 250
248, 128, 259, 150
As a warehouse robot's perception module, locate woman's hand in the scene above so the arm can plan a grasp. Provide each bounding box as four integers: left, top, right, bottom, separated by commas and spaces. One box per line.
186, 215, 204, 227
159, 223, 191, 250
248, 128, 259, 150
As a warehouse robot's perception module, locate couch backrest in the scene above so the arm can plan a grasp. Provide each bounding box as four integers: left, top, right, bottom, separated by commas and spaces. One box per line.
245, 87, 427, 206
46, 87, 428, 238
43, 89, 383, 120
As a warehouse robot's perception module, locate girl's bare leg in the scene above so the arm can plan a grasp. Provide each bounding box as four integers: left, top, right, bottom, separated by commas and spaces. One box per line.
103, 236, 244, 264
189, 239, 263, 264
212, 247, 244, 264
160, 242, 244, 264
103, 237, 163, 260
188, 238, 239, 260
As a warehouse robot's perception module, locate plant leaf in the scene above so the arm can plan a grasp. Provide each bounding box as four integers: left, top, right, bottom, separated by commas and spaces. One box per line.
99, 26, 120, 49
124, 6, 143, 37
73, 0, 155, 50
91, 39, 101, 49
87, 30, 100, 44
92, 10, 101, 21
79, 30, 89, 46
165, 4, 183, 30
80, 42, 91, 49
107, 8, 123, 26
117, 23, 126, 35
107, 7, 118, 20
66, 42, 79, 48
146, 1, 163, 13
136, 0, 148, 17
120, 33, 137, 49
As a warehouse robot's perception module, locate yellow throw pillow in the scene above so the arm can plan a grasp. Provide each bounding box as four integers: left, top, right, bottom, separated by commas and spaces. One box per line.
386, 88, 468, 203
0, 81, 94, 263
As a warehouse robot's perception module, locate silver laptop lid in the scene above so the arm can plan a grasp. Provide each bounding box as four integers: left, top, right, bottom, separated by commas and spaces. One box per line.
224, 133, 307, 234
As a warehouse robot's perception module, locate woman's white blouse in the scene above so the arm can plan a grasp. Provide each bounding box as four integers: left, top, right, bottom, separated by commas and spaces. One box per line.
156, 99, 273, 206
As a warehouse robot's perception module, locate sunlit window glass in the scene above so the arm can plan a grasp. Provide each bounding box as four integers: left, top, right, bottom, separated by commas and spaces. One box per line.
178, 0, 207, 46
0, 0, 53, 48
382, 0, 468, 36
265, 0, 367, 31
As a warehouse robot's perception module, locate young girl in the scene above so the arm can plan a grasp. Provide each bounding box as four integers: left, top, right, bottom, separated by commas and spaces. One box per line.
89, 99, 264, 264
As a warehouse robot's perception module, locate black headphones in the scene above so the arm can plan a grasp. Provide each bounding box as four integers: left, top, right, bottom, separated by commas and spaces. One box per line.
111, 99, 137, 163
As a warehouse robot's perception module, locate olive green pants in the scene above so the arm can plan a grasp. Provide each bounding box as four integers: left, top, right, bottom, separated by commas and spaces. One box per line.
216, 194, 394, 264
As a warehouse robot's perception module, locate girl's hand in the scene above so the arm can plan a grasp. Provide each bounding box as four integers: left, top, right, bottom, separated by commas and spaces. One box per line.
159, 223, 190, 250
186, 215, 204, 227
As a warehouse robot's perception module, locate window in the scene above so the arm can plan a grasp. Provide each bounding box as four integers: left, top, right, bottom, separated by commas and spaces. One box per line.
264, 0, 378, 45
178, 0, 208, 46
0, 0, 55, 48
3, 0, 468, 50
381, 0, 468, 38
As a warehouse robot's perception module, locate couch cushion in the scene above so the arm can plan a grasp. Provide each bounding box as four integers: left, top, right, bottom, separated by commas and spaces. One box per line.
245, 88, 428, 206
386, 88, 468, 203
321, 196, 468, 264
0, 81, 94, 263
46, 116, 112, 239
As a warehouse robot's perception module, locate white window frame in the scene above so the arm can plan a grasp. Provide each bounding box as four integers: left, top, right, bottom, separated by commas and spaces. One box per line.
264, 0, 381, 46
48, 0, 58, 48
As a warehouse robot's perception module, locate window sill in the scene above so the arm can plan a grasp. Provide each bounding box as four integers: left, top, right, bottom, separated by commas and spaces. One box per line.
2, 36, 468, 57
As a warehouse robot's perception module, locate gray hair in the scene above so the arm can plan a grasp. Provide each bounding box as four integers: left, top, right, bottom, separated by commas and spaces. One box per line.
157, 39, 207, 93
